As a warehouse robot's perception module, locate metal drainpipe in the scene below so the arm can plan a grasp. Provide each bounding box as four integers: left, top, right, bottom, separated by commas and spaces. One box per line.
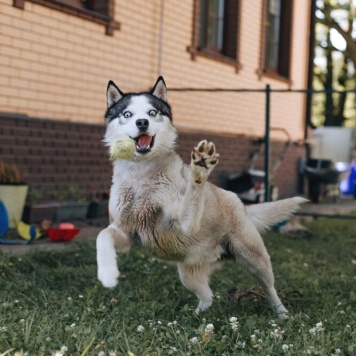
264, 84, 271, 202
305, 0, 317, 142
158, 0, 165, 76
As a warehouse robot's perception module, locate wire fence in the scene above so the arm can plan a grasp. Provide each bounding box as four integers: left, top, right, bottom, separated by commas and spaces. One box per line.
169, 86, 356, 201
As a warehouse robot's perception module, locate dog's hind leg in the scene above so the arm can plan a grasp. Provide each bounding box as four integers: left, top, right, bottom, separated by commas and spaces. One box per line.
229, 221, 289, 319
178, 263, 214, 313
179, 140, 219, 235
97, 224, 131, 289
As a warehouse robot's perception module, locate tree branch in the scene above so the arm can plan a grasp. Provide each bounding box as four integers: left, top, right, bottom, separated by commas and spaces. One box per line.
317, 17, 356, 63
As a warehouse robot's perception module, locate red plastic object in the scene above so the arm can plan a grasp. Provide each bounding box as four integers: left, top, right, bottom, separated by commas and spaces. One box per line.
47, 228, 80, 242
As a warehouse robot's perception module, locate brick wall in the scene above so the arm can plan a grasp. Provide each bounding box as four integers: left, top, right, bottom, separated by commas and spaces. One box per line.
0, 114, 112, 197
0, 115, 305, 199
0, 0, 310, 141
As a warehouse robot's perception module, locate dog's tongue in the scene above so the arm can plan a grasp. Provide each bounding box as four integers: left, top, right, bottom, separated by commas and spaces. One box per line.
137, 134, 152, 149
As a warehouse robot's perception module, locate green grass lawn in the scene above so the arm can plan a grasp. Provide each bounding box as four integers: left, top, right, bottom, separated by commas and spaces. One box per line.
0, 218, 355, 355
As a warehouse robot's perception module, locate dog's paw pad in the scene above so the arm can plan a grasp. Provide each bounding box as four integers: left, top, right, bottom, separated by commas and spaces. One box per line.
191, 140, 220, 170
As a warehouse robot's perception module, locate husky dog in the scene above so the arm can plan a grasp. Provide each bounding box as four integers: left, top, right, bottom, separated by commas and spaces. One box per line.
97, 77, 307, 319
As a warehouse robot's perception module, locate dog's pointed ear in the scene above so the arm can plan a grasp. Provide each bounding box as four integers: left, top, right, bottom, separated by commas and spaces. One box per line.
151, 76, 167, 102
107, 80, 124, 108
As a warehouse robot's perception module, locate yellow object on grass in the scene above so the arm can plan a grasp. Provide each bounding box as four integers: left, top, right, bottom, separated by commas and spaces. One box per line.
109, 137, 136, 160
17, 221, 42, 240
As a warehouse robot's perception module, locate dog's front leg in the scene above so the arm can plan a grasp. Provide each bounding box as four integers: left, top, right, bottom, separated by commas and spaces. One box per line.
97, 224, 131, 288
179, 140, 219, 235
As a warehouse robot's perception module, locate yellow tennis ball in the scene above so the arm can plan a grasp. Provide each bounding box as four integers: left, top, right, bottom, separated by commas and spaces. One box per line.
109, 137, 136, 160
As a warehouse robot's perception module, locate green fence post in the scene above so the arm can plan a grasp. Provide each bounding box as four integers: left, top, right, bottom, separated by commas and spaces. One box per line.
264, 84, 271, 202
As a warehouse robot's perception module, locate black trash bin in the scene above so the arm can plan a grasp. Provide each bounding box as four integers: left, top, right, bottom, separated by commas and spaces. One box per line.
304, 159, 340, 203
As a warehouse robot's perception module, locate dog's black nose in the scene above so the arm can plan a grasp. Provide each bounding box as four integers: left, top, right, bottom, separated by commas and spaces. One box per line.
136, 119, 149, 132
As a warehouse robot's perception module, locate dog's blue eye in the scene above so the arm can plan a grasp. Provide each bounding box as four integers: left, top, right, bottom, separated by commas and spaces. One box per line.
149, 110, 157, 117
123, 112, 132, 118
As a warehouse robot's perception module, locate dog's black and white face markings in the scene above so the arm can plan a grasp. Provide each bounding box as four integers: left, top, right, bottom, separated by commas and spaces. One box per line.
103, 77, 177, 158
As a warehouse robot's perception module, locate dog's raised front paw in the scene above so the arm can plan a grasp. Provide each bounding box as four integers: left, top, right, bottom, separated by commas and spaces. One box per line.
98, 266, 120, 289
191, 140, 219, 183
192, 140, 219, 169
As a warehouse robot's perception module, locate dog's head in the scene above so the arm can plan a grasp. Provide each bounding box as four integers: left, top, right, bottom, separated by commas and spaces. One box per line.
103, 77, 177, 160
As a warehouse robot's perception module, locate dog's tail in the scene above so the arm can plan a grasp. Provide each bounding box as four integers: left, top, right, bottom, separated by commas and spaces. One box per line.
246, 197, 308, 234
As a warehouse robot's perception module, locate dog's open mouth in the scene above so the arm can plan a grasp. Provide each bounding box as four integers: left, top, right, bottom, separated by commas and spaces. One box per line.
134, 134, 155, 154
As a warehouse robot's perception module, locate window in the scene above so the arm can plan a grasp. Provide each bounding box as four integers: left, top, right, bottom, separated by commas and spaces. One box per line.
188, 0, 241, 70
263, 0, 293, 78
13, 0, 120, 35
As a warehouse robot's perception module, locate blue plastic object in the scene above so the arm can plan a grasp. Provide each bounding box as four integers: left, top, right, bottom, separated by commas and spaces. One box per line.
0, 200, 36, 245
340, 165, 356, 195
0, 201, 9, 237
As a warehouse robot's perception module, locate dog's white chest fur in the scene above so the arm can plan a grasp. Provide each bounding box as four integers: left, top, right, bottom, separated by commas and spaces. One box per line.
110, 155, 195, 261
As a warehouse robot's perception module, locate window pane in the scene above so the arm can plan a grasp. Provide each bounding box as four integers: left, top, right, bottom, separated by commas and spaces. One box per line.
198, 0, 238, 60
265, 0, 281, 70
200, 0, 225, 51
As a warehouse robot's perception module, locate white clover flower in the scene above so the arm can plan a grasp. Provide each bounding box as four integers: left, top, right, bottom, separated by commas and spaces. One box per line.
173, 320, 177, 325
346, 325, 351, 328
79, 295, 83, 299
231, 323, 239, 330
70, 323, 76, 328
157, 320, 162, 325
97, 351, 105, 356
60, 346, 68, 353
205, 323, 214, 332
270, 328, 284, 339
309, 327, 316, 335
167, 322, 173, 327
190, 336, 198, 344
19, 319, 25, 323
67, 297, 72, 301
282, 344, 289, 352
137, 325, 145, 333
309, 323, 324, 334
251, 334, 256, 340
235, 341, 246, 349
229, 317, 237, 323
53, 352, 64, 356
